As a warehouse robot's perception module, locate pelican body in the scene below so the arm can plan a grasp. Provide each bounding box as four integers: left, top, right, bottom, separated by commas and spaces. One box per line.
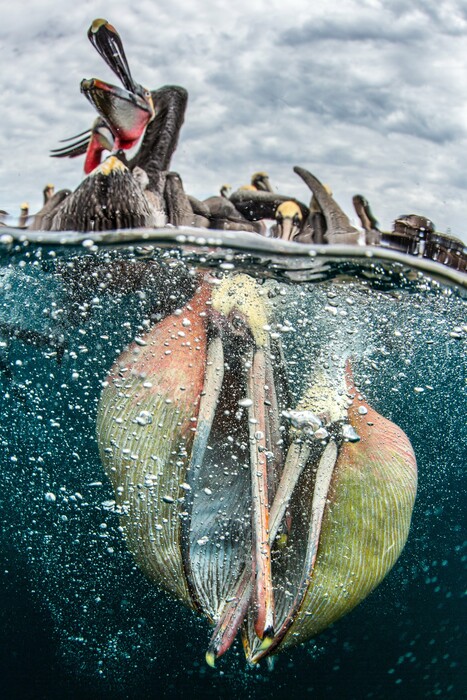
97, 272, 417, 665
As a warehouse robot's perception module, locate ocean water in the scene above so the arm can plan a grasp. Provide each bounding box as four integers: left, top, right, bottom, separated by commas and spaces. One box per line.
0, 232, 465, 699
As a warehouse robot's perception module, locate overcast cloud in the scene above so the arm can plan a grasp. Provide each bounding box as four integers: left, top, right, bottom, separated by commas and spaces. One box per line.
1, 0, 466, 241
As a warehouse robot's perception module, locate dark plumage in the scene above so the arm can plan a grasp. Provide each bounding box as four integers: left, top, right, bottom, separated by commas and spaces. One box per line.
30, 189, 72, 231
49, 156, 155, 232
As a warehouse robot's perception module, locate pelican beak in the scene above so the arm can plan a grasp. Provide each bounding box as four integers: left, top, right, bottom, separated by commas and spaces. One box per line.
275, 216, 298, 242
273, 202, 304, 242
87, 19, 155, 124
88, 18, 138, 93
97, 275, 417, 667
81, 78, 154, 149
256, 176, 273, 192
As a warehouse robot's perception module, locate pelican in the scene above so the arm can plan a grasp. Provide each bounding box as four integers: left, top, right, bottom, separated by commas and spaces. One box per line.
49, 155, 156, 231
43, 21, 188, 231
270, 201, 314, 243
51, 117, 115, 174
230, 187, 308, 223
97, 266, 418, 666
29, 188, 72, 231
51, 19, 155, 175
353, 194, 381, 245
42, 183, 55, 204
202, 190, 266, 233
251, 171, 274, 192
18, 202, 29, 228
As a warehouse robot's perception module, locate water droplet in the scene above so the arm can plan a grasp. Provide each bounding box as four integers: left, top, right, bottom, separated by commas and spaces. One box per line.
314, 427, 329, 440
136, 410, 153, 426
238, 398, 253, 408
101, 500, 116, 511
342, 424, 360, 442
44, 492, 56, 503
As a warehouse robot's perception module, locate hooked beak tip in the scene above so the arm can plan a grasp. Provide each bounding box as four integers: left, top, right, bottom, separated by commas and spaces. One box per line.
205, 651, 216, 668
257, 629, 274, 651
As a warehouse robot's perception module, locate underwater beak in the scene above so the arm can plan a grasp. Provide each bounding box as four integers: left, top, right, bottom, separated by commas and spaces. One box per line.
88, 18, 138, 93
97, 276, 417, 668
182, 276, 278, 643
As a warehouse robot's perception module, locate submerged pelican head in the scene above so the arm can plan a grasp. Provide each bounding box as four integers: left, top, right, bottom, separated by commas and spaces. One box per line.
97, 272, 417, 666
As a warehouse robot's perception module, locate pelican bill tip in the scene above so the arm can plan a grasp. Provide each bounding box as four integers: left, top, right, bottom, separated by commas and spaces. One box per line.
90, 18, 108, 33
257, 631, 274, 652
205, 651, 216, 668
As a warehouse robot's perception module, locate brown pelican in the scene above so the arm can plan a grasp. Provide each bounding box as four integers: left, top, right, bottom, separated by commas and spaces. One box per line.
83, 19, 155, 154
230, 187, 309, 224
353, 194, 381, 245
29, 189, 72, 231
97, 270, 418, 666
51, 19, 154, 175
270, 201, 313, 242
49, 155, 156, 232
251, 171, 274, 192
201, 190, 266, 233
51, 117, 115, 174
44, 20, 188, 231
18, 202, 29, 228
43, 183, 55, 204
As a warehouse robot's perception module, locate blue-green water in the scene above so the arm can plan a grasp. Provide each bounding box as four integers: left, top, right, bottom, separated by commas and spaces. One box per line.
0, 239, 465, 699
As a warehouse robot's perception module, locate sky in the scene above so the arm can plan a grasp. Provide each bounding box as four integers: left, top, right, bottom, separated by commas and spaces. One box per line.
1, 0, 467, 241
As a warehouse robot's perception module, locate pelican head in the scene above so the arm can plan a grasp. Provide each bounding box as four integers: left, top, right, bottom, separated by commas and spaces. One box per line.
80, 78, 154, 151
43, 183, 55, 204
273, 201, 303, 241
251, 171, 273, 192
97, 272, 417, 666
83, 19, 155, 153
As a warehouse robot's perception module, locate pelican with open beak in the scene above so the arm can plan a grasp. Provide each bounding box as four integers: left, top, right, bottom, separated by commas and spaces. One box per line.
96, 270, 417, 666
84, 19, 155, 149
51, 19, 154, 173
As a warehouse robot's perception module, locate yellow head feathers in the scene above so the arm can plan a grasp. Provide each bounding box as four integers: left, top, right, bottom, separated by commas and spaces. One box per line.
275, 201, 303, 221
